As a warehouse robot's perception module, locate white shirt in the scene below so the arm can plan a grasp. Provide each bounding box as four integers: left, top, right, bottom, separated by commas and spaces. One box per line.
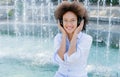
53, 32, 93, 77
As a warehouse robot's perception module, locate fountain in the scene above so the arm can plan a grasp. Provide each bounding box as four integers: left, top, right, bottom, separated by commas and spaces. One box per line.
0, 0, 120, 77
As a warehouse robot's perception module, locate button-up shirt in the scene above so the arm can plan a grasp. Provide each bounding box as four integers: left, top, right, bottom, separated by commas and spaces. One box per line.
53, 32, 93, 77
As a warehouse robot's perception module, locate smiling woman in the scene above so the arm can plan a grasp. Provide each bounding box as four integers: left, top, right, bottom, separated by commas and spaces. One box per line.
54, 1, 88, 31
62, 11, 78, 35
53, 1, 93, 77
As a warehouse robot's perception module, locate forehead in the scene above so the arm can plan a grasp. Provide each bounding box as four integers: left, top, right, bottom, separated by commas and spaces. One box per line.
63, 11, 77, 19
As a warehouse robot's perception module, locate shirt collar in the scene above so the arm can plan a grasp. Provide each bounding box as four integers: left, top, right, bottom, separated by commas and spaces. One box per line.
77, 32, 83, 39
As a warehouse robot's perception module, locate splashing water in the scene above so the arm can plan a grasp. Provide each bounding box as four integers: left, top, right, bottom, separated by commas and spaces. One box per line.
0, 0, 120, 77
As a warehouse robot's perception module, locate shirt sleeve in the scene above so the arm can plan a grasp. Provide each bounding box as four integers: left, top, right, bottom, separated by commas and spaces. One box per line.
52, 34, 66, 65
53, 33, 93, 65
77, 35, 93, 63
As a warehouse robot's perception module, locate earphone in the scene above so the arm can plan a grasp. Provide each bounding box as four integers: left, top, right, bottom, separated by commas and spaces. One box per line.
77, 17, 83, 27
59, 18, 63, 27
59, 17, 83, 27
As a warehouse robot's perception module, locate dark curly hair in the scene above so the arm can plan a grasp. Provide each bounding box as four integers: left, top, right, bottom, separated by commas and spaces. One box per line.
54, 1, 88, 31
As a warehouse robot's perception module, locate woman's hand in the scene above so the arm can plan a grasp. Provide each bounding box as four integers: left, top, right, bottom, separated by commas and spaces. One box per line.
74, 20, 84, 35
58, 21, 67, 36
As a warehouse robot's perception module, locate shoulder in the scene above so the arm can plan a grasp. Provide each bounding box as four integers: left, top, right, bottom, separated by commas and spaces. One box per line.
78, 32, 93, 42
54, 33, 62, 41
54, 33, 62, 39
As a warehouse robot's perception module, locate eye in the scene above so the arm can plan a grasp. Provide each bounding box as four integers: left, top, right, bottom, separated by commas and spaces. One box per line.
71, 19, 76, 23
72, 20, 75, 21
63, 20, 67, 22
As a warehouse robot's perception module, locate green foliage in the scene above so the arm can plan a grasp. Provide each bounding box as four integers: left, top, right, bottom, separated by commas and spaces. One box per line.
89, 0, 119, 5
106, 0, 119, 5
8, 9, 14, 17
89, 0, 98, 4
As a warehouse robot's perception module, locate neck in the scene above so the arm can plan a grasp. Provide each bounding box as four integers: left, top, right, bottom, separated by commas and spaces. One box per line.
68, 33, 73, 41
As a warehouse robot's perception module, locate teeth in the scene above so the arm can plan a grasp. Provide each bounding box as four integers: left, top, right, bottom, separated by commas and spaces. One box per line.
67, 27, 72, 30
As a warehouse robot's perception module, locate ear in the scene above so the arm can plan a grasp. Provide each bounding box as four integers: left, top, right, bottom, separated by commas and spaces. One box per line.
59, 19, 63, 27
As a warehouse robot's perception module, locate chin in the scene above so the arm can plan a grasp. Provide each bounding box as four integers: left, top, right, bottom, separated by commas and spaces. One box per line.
65, 29, 75, 34
67, 31, 74, 34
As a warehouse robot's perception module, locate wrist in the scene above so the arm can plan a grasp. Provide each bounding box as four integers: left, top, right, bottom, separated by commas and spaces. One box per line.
62, 34, 67, 38
73, 32, 78, 37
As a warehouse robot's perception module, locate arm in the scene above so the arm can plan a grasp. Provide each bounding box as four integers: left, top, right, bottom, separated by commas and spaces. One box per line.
55, 21, 67, 61
67, 33, 77, 56
66, 33, 93, 64
57, 34, 66, 60
67, 20, 84, 56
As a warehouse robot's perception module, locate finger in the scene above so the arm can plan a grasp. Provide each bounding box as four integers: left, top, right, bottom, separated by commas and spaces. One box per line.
79, 20, 84, 29
80, 20, 84, 27
57, 20, 61, 27
57, 20, 65, 33
76, 20, 84, 32
57, 20, 62, 29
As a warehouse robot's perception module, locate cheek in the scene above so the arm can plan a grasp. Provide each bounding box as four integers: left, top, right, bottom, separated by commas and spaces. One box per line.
74, 22, 77, 27
74, 24, 77, 28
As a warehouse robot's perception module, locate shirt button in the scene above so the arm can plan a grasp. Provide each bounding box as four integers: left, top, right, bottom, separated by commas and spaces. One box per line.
68, 69, 70, 72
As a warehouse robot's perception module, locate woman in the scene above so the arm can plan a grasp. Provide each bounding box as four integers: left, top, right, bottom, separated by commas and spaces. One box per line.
53, 1, 92, 77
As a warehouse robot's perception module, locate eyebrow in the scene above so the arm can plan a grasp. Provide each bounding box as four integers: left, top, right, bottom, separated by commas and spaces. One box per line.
63, 18, 77, 20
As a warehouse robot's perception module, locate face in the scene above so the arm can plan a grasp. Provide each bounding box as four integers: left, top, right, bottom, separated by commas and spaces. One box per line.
63, 11, 77, 34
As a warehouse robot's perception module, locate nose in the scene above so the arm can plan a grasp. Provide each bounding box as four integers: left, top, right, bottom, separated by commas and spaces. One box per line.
64, 22, 72, 27
63, 21, 73, 25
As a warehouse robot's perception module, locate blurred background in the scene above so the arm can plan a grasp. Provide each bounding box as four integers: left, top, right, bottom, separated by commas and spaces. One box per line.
0, 0, 120, 77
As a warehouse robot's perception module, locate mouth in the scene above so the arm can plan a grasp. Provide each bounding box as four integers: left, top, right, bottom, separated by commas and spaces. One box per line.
66, 26, 73, 30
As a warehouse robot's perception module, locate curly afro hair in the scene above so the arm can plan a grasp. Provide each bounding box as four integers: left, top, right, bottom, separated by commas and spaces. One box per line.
54, 1, 88, 31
